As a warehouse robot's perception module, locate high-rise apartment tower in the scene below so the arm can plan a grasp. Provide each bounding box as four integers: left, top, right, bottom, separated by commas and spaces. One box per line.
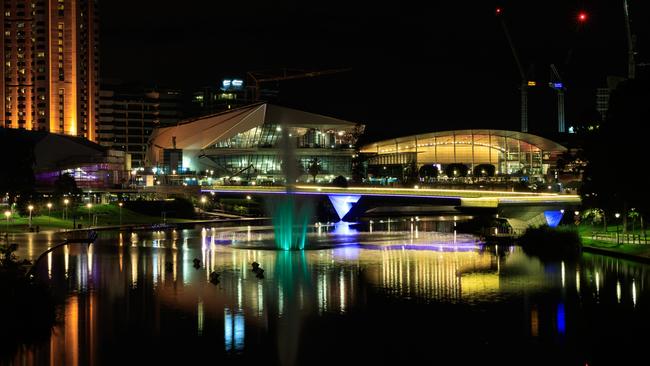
1, 0, 99, 140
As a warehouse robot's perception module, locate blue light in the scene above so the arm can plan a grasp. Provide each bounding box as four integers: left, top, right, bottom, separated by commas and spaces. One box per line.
328, 195, 361, 220
332, 221, 358, 236
544, 210, 564, 228
553, 82, 563, 88
557, 303, 566, 334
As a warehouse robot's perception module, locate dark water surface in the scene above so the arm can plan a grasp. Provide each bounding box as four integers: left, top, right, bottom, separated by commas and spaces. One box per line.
4, 221, 650, 365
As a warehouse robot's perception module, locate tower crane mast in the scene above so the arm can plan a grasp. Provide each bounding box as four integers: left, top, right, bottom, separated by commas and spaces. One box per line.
496, 8, 529, 133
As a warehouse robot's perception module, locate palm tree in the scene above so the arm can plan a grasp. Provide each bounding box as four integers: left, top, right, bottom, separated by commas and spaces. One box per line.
307, 158, 321, 183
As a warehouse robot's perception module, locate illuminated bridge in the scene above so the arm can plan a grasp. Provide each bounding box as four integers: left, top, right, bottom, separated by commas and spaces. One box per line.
200, 185, 581, 230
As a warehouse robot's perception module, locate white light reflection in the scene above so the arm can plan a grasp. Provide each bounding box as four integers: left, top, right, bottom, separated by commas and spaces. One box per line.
64, 244, 69, 278
87, 244, 93, 277
340, 269, 346, 313
197, 298, 204, 336
130, 246, 138, 288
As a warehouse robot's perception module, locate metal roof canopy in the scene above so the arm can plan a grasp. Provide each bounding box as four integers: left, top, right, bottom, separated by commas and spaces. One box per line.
149, 103, 359, 151
359, 129, 567, 153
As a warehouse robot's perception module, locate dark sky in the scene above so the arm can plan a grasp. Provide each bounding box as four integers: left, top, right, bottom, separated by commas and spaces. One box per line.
101, 0, 649, 141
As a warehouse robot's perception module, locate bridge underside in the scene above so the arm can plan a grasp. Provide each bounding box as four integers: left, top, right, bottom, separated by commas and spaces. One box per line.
200, 187, 580, 229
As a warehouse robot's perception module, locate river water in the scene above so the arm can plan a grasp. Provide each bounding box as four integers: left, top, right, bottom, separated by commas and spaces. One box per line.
3, 220, 649, 365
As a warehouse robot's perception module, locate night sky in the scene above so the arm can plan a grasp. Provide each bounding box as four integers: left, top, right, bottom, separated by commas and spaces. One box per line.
101, 0, 649, 142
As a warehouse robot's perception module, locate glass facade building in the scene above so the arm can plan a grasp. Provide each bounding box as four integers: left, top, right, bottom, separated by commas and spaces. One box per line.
148, 103, 364, 183
360, 129, 566, 177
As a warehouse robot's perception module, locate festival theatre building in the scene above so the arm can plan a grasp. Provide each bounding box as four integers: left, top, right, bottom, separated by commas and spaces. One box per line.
360, 129, 566, 178
147, 103, 364, 184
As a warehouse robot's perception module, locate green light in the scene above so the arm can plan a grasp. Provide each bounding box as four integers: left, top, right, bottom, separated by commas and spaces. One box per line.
272, 195, 311, 250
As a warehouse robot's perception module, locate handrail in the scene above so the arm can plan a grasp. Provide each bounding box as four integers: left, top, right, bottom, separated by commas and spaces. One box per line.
26, 231, 98, 279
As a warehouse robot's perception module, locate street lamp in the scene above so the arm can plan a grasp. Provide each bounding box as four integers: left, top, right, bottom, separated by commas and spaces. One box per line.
200, 196, 207, 219
47, 202, 52, 225
28, 205, 34, 229
615, 212, 621, 243
118, 202, 123, 226
4, 210, 10, 234
63, 198, 69, 220
87, 203, 93, 227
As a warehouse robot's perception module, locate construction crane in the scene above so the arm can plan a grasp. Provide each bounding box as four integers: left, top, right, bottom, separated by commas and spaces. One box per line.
496, 7, 530, 133
623, 0, 636, 79
549, 64, 565, 133
246, 68, 352, 102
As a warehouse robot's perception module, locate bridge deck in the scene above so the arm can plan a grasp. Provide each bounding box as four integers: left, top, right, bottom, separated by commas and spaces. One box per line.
201, 185, 581, 207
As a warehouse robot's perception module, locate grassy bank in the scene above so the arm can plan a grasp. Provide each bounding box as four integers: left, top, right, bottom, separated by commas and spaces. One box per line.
1, 204, 193, 233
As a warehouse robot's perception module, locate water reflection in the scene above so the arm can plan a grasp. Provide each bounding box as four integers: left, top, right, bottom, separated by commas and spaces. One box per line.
5, 226, 650, 365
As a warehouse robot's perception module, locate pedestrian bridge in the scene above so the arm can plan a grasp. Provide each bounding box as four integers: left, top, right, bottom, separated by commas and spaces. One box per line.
201, 185, 580, 207
201, 185, 581, 228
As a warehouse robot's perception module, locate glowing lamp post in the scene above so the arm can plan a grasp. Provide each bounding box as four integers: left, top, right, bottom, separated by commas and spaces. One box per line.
118, 202, 123, 226
63, 198, 69, 220
47, 202, 52, 225
200, 196, 207, 219
87, 203, 93, 227
615, 212, 621, 243
28, 205, 34, 229
4, 210, 10, 233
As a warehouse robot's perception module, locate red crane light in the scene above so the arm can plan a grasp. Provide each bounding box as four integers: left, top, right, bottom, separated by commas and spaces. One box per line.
496, 7, 502, 15
578, 11, 587, 23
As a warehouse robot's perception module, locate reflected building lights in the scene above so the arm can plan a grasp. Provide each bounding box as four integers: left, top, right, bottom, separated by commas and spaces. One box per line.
64, 244, 69, 279
340, 269, 346, 313
197, 299, 204, 336
556, 303, 566, 335
616, 281, 621, 303
131, 246, 138, 288
632, 279, 637, 307
47, 251, 52, 280
88, 244, 93, 278
530, 305, 539, 337
561, 261, 565, 288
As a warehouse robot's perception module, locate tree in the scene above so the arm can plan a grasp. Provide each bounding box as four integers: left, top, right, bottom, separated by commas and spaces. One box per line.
403, 160, 419, 185
473, 164, 495, 177
54, 173, 82, 197
307, 158, 321, 183
351, 155, 366, 183
0, 130, 36, 205
445, 163, 468, 178
581, 78, 650, 231
419, 165, 439, 181
332, 175, 348, 188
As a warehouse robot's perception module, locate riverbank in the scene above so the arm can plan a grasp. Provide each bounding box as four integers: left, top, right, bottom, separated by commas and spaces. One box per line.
1, 204, 268, 234
579, 224, 650, 263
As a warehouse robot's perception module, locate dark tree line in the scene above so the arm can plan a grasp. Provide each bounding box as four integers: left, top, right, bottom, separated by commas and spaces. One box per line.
580, 77, 650, 229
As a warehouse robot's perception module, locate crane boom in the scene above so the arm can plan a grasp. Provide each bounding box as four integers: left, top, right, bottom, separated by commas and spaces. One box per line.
247, 68, 352, 101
